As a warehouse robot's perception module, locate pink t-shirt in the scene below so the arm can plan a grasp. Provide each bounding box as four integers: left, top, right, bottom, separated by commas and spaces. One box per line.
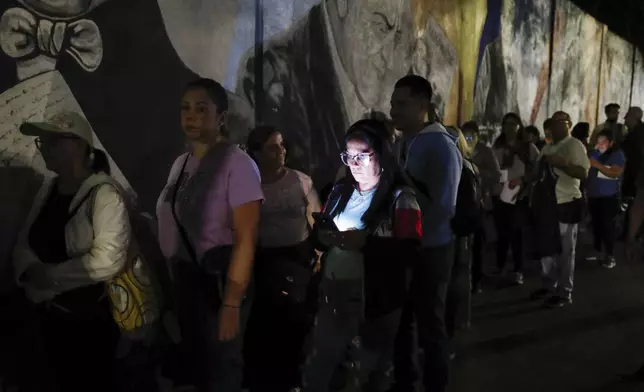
156, 147, 264, 261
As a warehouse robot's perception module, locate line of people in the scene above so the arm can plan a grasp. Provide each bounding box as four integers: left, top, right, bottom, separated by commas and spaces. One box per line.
4, 73, 643, 392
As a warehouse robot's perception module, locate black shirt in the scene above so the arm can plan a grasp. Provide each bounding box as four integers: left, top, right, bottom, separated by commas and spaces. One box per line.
28, 186, 106, 313
622, 123, 644, 198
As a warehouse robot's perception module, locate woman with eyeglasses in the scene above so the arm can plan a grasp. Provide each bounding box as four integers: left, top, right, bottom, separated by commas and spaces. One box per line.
300, 119, 422, 392
12, 111, 128, 391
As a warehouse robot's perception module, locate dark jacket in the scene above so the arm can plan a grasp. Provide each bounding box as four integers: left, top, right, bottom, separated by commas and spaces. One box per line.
529, 158, 562, 259
319, 183, 422, 319
622, 123, 644, 198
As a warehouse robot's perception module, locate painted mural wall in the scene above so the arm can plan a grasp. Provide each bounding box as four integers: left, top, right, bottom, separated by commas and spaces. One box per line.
0, 0, 643, 273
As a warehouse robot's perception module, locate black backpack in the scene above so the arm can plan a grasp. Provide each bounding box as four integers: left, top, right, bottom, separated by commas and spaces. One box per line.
405, 158, 483, 237
451, 159, 483, 237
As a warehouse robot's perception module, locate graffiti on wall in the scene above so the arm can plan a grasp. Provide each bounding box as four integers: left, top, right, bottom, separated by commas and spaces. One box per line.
598, 29, 634, 120
1, 0, 643, 269
474, 0, 552, 128
237, 0, 463, 188
0, 0, 260, 267
549, 0, 603, 126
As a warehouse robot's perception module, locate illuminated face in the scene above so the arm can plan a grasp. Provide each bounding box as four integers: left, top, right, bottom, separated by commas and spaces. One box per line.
18, 0, 107, 17
326, 0, 413, 108
595, 135, 611, 154
463, 130, 478, 149
342, 138, 381, 186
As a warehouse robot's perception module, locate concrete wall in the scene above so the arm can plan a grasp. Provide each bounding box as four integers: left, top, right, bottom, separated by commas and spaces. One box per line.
0, 0, 642, 277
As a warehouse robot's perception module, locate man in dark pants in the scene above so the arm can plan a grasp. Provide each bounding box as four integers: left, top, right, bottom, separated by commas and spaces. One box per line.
619, 107, 644, 240
625, 122, 644, 380
390, 75, 462, 392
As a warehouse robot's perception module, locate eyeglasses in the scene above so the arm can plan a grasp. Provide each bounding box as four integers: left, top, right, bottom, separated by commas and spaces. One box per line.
34, 134, 79, 150
340, 151, 374, 166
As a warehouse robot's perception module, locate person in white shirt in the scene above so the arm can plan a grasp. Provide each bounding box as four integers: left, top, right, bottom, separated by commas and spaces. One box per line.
530, 111, 590, 307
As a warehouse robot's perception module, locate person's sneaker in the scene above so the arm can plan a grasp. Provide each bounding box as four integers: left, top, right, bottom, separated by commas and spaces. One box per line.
600, 256, 617, 269
512, 272, 524, 285
545, 295, 572, 308
530, 289, 550, 300
585, 255, 600, 262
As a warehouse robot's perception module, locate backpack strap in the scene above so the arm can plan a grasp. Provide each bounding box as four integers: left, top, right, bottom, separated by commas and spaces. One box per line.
67, 184, 102, 225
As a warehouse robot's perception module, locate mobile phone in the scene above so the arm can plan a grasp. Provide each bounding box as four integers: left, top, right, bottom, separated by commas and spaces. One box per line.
312, 212, 339, 231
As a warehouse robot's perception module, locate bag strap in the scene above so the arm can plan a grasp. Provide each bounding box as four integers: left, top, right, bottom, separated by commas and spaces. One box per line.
67, 184, 101, 224
171, 154, 199, 264
170, 143, 232, 264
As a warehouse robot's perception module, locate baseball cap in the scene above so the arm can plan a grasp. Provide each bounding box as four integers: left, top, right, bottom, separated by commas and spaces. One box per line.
20, 111, 93, 146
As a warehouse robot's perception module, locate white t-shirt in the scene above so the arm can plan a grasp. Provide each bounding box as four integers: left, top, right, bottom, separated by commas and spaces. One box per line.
258, 168, 320, 247
333, 187, 376, 231
540, 136, 590, 204
325, 187, 375, 280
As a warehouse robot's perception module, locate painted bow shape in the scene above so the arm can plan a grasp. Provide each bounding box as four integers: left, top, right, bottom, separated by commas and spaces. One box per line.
0, 7, 103, 72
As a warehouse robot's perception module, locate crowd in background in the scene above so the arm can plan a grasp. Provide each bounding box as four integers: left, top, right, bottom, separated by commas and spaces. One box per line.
2, 73, 644, 392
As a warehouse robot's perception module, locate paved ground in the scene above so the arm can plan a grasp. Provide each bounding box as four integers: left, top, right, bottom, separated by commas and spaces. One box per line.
449, 231, 644, 392
156, 229, 644, 392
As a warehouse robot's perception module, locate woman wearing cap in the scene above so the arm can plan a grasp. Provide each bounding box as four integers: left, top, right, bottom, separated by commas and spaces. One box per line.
156, 78, 263, 391
301, 119, 422, 392
12, 111, 130, 391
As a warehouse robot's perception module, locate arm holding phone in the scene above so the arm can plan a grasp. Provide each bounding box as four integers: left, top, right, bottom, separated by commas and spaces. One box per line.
312, 212, 367, 251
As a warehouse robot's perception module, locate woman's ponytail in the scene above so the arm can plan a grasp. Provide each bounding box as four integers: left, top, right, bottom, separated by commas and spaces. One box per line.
91, 148, 111, 175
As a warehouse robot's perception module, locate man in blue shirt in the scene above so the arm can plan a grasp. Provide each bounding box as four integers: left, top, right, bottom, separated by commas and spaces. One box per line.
586, 130, 625, 268
389, 75, 462, 392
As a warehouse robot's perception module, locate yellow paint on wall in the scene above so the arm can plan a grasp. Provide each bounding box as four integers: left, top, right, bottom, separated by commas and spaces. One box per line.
413, 0, 487, 125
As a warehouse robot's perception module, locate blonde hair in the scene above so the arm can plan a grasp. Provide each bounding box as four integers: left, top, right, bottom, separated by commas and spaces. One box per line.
446, 125, 472, 159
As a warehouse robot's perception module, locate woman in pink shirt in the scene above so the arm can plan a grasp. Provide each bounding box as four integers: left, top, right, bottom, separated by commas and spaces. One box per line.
156, 78, 263, 391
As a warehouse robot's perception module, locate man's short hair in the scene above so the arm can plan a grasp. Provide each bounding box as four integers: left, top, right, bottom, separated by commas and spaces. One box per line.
543, 118, 553, 130
394, 75, 433, 102
605, 103, 620, 112
461, 121, 479, 134
552, 111, 572, 125
525, 125, 540, 138
597, 129, 614, 142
